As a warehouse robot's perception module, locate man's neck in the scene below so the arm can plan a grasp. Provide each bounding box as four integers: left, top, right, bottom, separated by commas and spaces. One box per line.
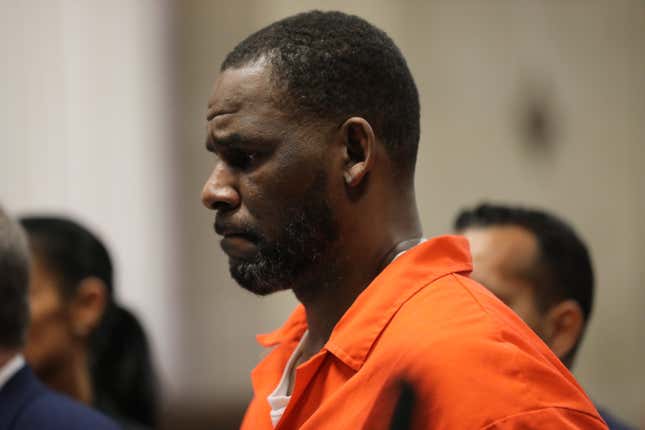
377, 238, 425, 272
293, 228, 423, 361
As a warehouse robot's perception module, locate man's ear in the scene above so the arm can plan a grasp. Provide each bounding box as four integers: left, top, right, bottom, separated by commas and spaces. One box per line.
541, 299, 584, 361
339, 117, 376, 187
69, 277, 108, 339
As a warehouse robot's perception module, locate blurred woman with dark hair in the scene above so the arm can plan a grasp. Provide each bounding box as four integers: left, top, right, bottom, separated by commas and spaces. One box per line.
19, 216, 158, 429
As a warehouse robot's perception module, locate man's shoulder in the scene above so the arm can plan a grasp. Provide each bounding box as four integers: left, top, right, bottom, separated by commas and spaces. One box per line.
376, 271, 566, 374
15, 389, 120, 430
366, 272, 605, 427
380, 272, 519, 349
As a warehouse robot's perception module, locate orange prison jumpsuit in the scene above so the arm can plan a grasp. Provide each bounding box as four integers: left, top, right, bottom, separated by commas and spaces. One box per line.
241, 236, 607, 429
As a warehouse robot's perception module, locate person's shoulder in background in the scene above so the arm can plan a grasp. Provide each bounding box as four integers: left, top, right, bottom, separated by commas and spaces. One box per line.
15, 390, 121, 430
3, 366, 120, 430
596, 407, 636, 430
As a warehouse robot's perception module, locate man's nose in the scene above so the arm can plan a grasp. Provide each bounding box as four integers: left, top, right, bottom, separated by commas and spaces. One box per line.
201, 163, 240, 211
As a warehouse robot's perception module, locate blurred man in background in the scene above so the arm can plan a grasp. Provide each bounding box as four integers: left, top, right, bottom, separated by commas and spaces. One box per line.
455, 202, 635, 430
0, 206, 119, 430
201, 10, 606, 429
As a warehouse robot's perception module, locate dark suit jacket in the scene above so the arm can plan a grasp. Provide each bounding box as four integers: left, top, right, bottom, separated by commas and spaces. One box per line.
0, 365, 120, 430
598, 407, 636, 430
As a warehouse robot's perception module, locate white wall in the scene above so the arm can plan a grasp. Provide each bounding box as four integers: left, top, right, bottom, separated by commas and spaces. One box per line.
0, 0, 182, 398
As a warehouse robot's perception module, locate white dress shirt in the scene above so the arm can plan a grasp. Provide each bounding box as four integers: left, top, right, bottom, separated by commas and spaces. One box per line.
0, 354, 25, 392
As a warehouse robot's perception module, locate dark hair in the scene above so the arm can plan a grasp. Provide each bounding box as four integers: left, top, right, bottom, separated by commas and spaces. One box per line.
91, 305, 158, 428
0, 207, 30, 349
222, 10, 420, 180
19, 217, 113, 298
19, 216, 158, 427
454, 203, 594, 363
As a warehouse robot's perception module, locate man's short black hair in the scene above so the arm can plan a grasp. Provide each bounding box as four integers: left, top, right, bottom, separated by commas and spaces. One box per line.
222, 10, 420, 180
454, 203, 594, 363
0, 207, 30, 349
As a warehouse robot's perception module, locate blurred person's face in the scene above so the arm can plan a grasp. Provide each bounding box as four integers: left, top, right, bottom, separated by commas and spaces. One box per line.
461, 226, 547, 335
462, 225, 586, 366
24, 254, 78, 377
201, 62, 340, 295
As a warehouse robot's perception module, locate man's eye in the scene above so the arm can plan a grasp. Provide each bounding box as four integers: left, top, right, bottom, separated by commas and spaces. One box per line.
229, 150, 258, 169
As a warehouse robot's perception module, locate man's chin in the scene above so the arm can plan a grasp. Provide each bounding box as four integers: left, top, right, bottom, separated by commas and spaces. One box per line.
229, 259, 290, 296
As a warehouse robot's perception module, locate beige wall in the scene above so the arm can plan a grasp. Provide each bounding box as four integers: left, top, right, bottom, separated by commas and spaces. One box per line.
176, 1, 644, 426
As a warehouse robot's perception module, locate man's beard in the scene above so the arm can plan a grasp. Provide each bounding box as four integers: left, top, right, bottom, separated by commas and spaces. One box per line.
229, 171, 339, 296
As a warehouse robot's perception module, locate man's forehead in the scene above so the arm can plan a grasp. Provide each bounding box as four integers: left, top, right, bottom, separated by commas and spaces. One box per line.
465, 225, 539, 275
207, 63, 275, 113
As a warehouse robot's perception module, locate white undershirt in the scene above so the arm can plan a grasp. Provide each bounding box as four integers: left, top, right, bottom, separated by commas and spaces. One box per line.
393, 238, 427, 262
0, 354, 25, 392
265, 238, 427, 426
267, 331, 308, 427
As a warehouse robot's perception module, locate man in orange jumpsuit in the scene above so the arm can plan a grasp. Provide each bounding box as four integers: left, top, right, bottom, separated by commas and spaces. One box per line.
200, 10, 608, 429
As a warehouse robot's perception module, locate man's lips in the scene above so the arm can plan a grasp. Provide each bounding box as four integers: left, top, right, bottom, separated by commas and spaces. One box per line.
214, 221, 253, 238
214, 221, 259, 257
220, 234, 257, 257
